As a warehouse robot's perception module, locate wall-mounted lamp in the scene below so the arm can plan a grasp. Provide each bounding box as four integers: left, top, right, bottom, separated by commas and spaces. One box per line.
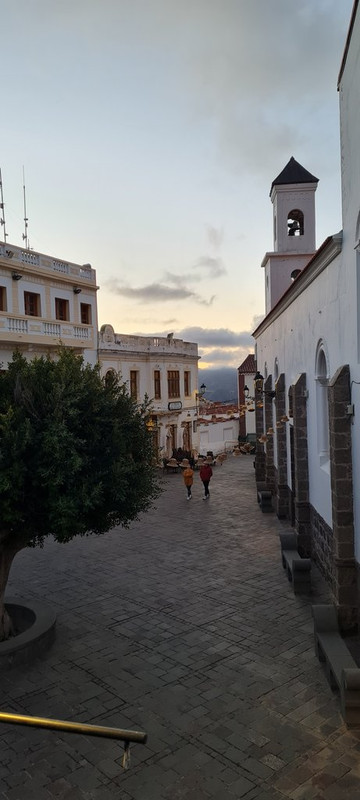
12, 272, 22, 281
253, 371, 276, 399
73, 287, 82, 294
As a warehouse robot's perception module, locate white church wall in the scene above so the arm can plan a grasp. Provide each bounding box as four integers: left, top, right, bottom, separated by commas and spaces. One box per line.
256, 245, 343, 527
338, 6, 360, 561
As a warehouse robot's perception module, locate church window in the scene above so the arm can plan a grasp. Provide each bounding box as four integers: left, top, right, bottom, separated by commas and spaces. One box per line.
315, 342, 329, 467
274, 358, 279, 382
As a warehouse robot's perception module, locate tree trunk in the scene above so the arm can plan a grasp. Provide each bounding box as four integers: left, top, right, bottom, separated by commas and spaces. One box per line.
0, 547, 19, 642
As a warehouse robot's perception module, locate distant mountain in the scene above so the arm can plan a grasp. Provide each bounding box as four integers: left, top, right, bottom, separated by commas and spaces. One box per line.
199, 368, 238, 403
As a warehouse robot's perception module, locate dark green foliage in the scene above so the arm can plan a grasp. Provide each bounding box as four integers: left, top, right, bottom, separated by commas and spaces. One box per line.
0, 349, 160, 550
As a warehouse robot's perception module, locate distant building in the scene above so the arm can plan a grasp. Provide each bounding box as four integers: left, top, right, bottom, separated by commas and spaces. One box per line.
197, 402, 239, 456
98, 325, 199, 459
0, 238, 200, 464
237, 353, 256, 440
0, 241, 98, 367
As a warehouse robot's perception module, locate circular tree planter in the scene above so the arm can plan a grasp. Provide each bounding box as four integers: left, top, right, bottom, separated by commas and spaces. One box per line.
0, 598, 56, 670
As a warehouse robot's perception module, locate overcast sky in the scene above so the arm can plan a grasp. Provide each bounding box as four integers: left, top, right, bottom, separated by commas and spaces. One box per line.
1, 0, 354, 368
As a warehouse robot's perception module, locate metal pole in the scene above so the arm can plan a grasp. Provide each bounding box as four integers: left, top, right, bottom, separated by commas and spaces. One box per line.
0, 711, 147, 744
22, 166, 29, 249
0, 167, 7, 242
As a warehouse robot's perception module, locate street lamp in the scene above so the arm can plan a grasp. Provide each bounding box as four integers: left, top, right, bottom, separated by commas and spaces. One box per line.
253, 372, 276, 400
195, 383, 206, 415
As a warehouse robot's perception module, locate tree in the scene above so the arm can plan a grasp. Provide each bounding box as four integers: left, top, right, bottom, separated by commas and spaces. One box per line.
0, 349, 160, 641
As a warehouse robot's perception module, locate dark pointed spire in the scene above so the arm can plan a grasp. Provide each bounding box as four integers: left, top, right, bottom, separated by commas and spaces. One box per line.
271, 157, 319, 193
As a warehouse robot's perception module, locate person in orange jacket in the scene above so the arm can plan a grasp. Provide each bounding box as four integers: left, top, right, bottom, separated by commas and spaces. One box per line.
199, 462, 213, 500
183, 466, 194, 500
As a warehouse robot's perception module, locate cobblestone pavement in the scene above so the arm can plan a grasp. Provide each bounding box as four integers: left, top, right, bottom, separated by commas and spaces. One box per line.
1, 456, 360, 800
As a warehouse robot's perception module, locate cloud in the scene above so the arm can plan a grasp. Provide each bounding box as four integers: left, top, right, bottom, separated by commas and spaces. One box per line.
199, 347, 252, 368
142, 324, 255, 367
105, 245, 226, 304
12, 1, 351, 184
162, 271, 199, 286
105, 279, 215, 306
176, 326, 253, 348
148, 324, 256, 367
194, 256, 226, 278
177, 0, 351, 176
120, 316, 179, 326
206, 225, 223, 250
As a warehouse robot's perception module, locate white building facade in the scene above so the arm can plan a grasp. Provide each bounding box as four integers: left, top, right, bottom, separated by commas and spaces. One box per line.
0, 242, 98, 367
197, 410, 239, 456
0, 237, 200, 464
98, 325, 200, 460
253, 0, 360, 629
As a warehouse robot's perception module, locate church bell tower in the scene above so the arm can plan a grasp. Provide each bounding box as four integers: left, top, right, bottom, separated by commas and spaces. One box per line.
263, 156, 318, 313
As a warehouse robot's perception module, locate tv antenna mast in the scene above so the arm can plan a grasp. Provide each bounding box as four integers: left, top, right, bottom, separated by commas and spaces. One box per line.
22, 166, 29, 250
0, 168, 7, 243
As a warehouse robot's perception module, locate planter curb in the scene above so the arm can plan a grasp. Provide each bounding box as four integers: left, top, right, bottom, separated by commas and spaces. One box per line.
0, 598, 56, 669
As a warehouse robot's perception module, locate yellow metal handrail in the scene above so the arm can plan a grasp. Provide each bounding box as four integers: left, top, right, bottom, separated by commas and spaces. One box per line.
0, 711, 147, 769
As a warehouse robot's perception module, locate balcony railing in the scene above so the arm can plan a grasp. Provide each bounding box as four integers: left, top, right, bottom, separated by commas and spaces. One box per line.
7, 317, 28, 333
43, 322, 61, 337
52, 259, 69, 274
0, 243, 96, 283
4, 316, 92, 342
73, 325, 90, 339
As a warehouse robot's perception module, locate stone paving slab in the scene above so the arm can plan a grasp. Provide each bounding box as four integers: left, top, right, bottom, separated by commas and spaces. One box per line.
1, 456, 360, 798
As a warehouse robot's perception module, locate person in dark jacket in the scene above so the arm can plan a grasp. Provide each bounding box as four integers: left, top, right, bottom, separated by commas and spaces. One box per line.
199, 462, 213, 500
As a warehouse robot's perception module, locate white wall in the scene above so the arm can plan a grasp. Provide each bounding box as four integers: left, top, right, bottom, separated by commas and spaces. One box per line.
198, 418, 239, 455
338, 5, 360, 560
256, 243, 343, 526
98, 327, 200, 457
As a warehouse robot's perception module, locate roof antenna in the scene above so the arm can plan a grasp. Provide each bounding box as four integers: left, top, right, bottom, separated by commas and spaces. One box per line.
0, 168, 7, 243
22, 166, 29, 250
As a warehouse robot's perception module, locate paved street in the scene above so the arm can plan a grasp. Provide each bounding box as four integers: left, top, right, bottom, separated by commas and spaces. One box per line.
1, 456, 360, 800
